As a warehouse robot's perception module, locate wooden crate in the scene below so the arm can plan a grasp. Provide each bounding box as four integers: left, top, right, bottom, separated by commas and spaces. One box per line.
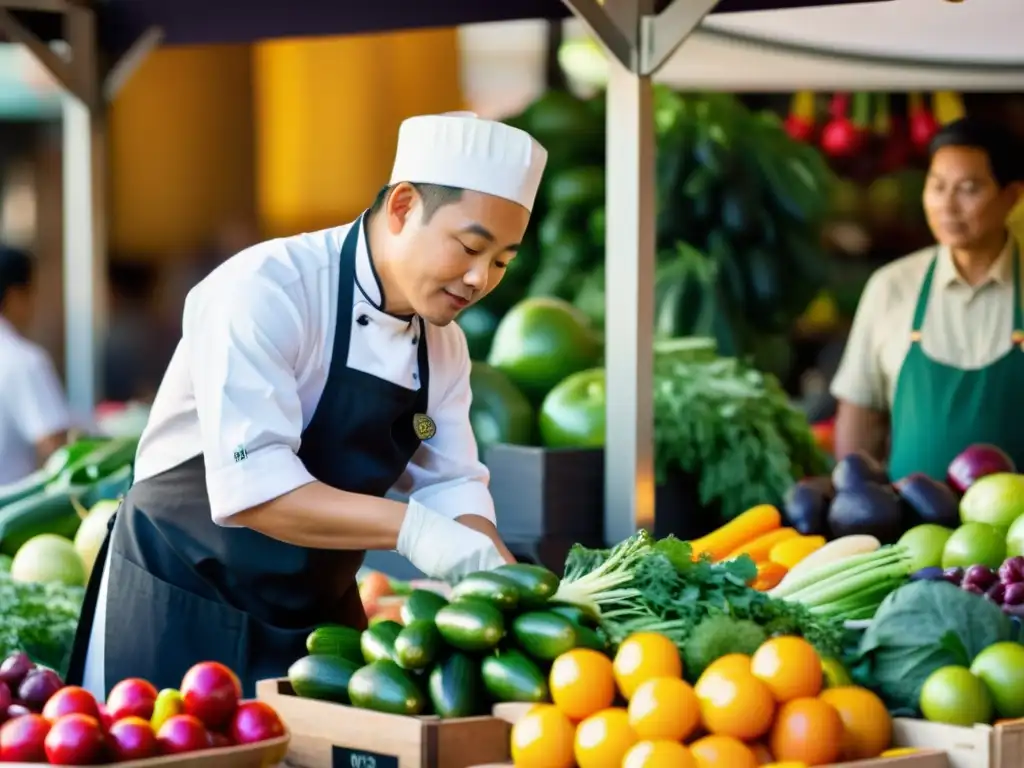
4, 731, 289, 767
257, 679, 511, 768
893, 717, 1024, 768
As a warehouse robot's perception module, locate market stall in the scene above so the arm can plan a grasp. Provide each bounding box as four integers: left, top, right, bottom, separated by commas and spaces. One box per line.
0, 0, 893, 545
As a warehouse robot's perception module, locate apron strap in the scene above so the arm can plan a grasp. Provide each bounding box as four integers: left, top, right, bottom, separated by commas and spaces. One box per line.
1012, 243, 1023, 340
909, 250, 940, 342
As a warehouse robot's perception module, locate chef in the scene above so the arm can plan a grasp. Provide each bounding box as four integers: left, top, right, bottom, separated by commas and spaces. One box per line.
67, 112, 548, 698
831, 117, 1024, 479
0, 245, 71, 483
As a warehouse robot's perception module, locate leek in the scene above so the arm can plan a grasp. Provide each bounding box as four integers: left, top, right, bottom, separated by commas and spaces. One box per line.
550, 532, 651, 618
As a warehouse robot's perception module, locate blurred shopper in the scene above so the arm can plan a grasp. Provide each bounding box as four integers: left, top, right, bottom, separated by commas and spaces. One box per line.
832, 118, 1024, 479
0, 245, 71, 483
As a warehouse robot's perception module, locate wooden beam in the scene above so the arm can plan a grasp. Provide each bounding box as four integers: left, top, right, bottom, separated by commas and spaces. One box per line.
0, 0, 69, 12
0, 7, 95, 107
560, 0, 634, 69
640, 0, 721, 75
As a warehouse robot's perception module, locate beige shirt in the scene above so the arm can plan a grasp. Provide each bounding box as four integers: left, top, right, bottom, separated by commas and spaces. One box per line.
831, 239, 1023, 412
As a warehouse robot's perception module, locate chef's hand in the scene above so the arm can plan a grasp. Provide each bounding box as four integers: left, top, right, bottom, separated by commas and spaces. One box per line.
397, 499, 507, 582
456, 515, 516, 565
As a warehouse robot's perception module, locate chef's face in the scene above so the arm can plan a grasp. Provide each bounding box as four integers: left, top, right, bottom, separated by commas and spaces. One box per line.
923, 145, 1022, 250
382, 183, 530, 326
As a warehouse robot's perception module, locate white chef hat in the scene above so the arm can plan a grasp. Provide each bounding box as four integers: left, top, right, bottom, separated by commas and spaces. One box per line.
389, 112, 548, 213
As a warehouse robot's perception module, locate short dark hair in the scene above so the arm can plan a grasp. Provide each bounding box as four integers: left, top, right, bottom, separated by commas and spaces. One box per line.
929, 118, 1024, 187
0, 245, 33, 309
369, 182, 463, 223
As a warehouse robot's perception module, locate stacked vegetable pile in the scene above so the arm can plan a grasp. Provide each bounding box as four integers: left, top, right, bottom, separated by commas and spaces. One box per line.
511, 633, 903, 768
0, 437, 138, 674
286, 532, 848, 722
0, 653, 286, 763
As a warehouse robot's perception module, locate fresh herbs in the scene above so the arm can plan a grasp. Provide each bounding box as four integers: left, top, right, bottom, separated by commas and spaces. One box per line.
558, 533, 844, 662
0, 568, 84, 675
653, 352, 830, 521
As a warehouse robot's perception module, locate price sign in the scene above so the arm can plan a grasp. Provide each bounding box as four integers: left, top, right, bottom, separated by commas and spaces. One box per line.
332, 745, 399, 768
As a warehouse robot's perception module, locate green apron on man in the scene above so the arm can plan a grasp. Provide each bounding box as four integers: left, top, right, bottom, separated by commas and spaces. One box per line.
888, 246, 1024, 481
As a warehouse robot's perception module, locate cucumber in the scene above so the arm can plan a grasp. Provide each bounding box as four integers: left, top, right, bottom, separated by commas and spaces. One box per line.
493, 563, 560, 608
394, 620, 441, 671
481, 650, 549, 703
512, 612, 578, 661
401, 589, 449, 625
348, 660, 426, 716
548, 604, 596, 627
450, 572, 520, 612
428, 652, 484, 719
306, 624, 364, 665
43, 439, 106, 477
54, 437, 138, 489
360, 620, 402, 663
0, 469, 50, 510
288, 654, 360, 703
80, 464, 133, 509
574, 625, 609, 653
435, 601, 505, 652
0, 487, 87, 557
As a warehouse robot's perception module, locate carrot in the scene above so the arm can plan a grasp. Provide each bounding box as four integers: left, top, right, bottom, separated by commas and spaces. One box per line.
723, 527, 800, 563
750, 561, 788, 592
691, 504, 782, 562
769, 535, 828, 569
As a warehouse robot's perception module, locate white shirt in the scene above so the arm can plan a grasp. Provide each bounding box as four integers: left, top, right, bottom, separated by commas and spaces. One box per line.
134, 217, 495, 524
0, 317, 71, 484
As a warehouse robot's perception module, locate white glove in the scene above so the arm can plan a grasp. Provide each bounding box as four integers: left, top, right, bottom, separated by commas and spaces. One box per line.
397, 498, 506, 582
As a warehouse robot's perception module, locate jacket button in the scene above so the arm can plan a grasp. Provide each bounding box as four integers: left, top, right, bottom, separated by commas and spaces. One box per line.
357, 315, 370, 326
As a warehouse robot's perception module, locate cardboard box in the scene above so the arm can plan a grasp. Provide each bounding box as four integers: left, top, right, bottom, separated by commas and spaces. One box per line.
467, 755, 947, 768
893, 717, 1024, 768
257, 679, 511, 768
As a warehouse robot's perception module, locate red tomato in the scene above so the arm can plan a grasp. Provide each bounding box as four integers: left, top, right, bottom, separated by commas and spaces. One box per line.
180, 663, 241, 730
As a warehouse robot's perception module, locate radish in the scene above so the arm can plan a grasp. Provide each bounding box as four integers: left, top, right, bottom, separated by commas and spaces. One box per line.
908, 92, 939, 154
820, 93, 865, 158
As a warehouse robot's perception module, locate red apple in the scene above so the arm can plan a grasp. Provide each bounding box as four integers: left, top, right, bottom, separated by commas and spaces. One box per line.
156, 714, 211, 755
42, 686, 100, 723
108, 716, 158, 761
180, 662, 241, 730
97, 703, 114, 732
209, 731, 235, 748
44, 713, 105, 765
0, 713, 50, 762
230, 701, 285, 745
107, 678, 158, 722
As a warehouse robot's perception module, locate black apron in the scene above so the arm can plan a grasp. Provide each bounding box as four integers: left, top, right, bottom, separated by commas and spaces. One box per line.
66, 216, 430, 696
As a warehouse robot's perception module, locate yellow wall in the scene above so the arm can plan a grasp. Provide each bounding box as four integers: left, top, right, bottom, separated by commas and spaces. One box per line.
252, 28, 464, 239
108, 45, 256, 257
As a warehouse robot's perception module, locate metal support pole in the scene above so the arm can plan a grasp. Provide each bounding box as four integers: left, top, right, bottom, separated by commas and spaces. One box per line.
603, 56, 656, 542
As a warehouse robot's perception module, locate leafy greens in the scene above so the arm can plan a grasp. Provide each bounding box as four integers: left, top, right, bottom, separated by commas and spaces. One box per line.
0, 564, 84, 676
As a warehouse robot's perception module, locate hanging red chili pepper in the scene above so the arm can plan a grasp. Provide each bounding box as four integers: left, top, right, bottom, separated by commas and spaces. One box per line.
784, 91, 816, 142
820, 93, 862, 158
908, 92, 939, 154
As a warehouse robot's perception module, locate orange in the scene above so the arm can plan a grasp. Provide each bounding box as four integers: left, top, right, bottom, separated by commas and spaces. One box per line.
819, 686, 893, 760
694, 668, 775, 741
574, 708, 638, 768
751, 637, 823, 702
613, 633, 683, 699
627, 677, 701, 741
549, 649, 616, 721
688, 735, 759, 768
622, 740, 697, 768
769, 697, 843, 766
511, 704, 576, 768
703, 654, 752, 678
762, 763, 809, 768
749, 743, 775, 764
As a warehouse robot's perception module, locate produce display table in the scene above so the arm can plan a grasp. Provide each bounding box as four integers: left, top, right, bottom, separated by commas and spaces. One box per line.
893, 719, 1024, 768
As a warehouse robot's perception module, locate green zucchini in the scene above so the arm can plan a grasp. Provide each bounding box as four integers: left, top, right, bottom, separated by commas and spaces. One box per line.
0, 469, 51, 510
394, 620, 442, 671
288, 654, 360, 703
400, 589, 448, 625
481, 650, 549, 703
306, 624, 364, 666
43, 438, 106, 477
450, 572, 520, 612
493, 563, 559, 608
574, 625, 609, 653
512, 612, 578, 661
348, 660, 426, 716
0, 487, 88, 556
434, 601, 505, 652
428, 653, 484, 718
548, 604, 597, 627
54, 437, 138, 489
360, 620, 402, 663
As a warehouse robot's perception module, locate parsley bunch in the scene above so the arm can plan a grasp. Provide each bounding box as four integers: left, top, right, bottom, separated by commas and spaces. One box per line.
0, 568, 84, 675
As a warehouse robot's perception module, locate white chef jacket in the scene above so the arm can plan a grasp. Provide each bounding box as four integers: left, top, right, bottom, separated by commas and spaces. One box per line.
82, 217, 494, 699
0, 317, 71, 485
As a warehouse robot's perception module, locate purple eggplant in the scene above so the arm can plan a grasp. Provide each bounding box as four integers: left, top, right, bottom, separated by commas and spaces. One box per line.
895, 473, 960, 528
0, 653, 35, 690
999, 556, 1024, 585
963, 565, 999, 592
17, 669, 63, 711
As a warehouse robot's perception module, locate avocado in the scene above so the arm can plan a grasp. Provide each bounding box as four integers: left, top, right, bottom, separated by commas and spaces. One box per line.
783, 476, 834, 536
895, 473, 960, 528
831, 451, 889, 491
827, 484, 904, 544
